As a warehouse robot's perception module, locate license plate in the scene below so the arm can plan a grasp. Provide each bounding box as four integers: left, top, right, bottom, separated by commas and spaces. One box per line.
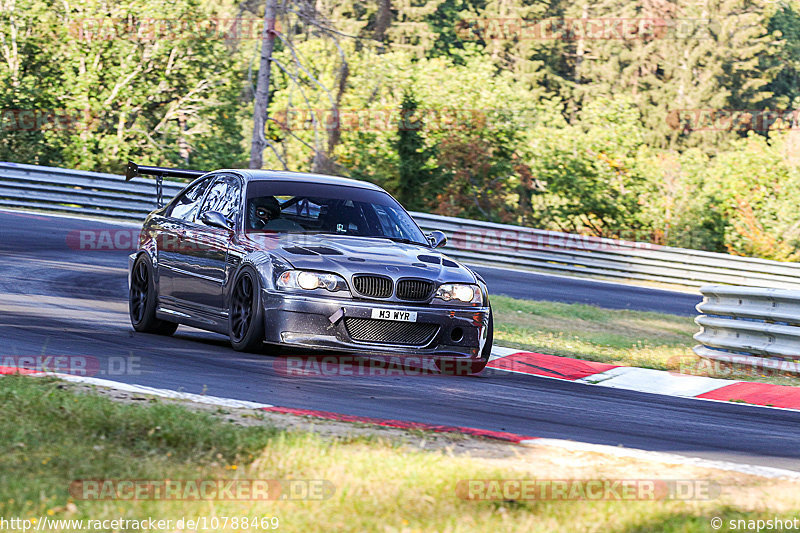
371, 308, 417, 322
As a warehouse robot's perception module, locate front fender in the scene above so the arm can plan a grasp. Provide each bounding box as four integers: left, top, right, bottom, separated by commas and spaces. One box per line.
224, 251, 292, 311
237, 251, 293, 289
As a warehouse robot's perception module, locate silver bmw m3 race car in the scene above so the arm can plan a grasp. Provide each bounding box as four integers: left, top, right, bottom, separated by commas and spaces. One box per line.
127, 162, 493, 374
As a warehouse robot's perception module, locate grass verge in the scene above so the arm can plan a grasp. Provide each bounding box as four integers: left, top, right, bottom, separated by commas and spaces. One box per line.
1, 375, 799, 532
491, 295, 800, 386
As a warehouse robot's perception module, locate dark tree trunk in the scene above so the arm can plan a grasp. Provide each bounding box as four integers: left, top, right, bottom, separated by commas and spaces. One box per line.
249, 0, 278, 169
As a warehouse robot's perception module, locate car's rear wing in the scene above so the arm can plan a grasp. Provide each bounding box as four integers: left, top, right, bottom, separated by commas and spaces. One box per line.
125, 161, 208, 207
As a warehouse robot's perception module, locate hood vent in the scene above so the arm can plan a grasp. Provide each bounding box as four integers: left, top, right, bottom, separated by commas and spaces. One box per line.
282, 246, 317, 255
417, 254, 459, 268
305, 246, 342, 255
417, 255, 441, 264
282, 245, 343, 256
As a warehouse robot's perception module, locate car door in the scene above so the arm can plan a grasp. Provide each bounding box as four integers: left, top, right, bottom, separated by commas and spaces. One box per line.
157, 176, 214, 305
176, 174, 241, 313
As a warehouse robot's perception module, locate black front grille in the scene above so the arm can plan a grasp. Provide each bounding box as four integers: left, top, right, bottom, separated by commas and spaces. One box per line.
344, 318, 439, 346
352, 275, 393, 298
396, 279, 434, 301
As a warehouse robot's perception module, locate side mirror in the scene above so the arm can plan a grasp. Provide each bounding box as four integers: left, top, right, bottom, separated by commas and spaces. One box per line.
200, 211, 233, 231
426, 230, 447, 249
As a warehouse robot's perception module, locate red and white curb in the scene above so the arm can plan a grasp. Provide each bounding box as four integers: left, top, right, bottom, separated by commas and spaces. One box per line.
3, 364, 800, 479
487, 349, 800, 411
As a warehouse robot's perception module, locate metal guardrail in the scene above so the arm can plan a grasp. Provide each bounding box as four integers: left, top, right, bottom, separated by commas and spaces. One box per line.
411, 213, 800, 290
2, 161, 800, 291
0, 161, 184, 219
694, 285, 800, 372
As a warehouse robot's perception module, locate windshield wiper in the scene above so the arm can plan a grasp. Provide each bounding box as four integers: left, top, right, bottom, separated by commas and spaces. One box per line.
287, 233, 426, 246
381, 236, 425, 246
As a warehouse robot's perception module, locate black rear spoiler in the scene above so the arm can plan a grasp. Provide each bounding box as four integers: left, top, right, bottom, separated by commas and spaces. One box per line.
125, 161, 208, 207
125, 161, 207, 181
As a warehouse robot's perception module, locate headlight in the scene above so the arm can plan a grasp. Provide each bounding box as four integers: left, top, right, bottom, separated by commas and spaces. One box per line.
277, 270, 348, 293
434, 283, 483, 305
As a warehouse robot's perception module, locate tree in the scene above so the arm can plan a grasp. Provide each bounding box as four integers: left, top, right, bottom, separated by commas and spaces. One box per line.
766, 3, 800, 111
249, 0, 355, 172
528, 97, 649, 238
395, 91, 432, 210
249, 0, 278, 169
703, 132, 800, 260
433, 131, 520, 223
0, 0, 255, 172
573, 0, 782, 150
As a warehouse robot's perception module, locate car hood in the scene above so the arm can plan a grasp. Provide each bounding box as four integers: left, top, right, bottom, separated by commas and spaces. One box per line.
245, 233, 476, 284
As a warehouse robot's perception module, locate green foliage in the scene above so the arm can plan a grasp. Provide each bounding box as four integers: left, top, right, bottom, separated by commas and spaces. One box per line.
433, 129, 516, 222
395, 91, 434, 210
637, 149, 728, 252
3, 0, 800, 259
528, 97, 649, 237
703, 132, 800, 260
1, 0, 250, 172
425, 0, 486, 60
766, 3, 800, 108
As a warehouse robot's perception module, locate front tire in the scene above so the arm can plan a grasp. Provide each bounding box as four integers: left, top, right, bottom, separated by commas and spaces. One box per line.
229, 266, 266, 352
129, 255, 178, 335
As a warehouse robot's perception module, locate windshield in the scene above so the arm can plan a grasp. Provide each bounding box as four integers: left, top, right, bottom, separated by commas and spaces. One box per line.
245, 181, 428, 245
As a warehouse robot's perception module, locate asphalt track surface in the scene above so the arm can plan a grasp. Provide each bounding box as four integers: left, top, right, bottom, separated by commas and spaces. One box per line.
2, 210, 799, 472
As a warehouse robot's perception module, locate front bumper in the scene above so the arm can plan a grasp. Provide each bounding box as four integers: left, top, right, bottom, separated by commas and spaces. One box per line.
261, 289, 489, 359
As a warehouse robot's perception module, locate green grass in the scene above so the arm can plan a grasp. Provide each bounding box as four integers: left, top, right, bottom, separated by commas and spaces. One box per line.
1, 376, 799, 532
491, 295, 697, 369
491, 295, 800, 386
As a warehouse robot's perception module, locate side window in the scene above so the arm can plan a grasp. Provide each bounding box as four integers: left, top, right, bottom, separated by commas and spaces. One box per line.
199, 175, 241, 224
168, 178, 212, 221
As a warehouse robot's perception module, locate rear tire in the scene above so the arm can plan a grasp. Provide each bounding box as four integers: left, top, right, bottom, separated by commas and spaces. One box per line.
435, 305, 493, 375
129, 255, 178, 335
229, 266, 266, 352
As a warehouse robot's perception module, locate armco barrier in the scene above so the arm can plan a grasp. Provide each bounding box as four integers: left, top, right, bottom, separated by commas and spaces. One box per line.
411, 213, 800, 290
694, 285, 800, 371
2, 161, 800, 291
0, 161, 184, 219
